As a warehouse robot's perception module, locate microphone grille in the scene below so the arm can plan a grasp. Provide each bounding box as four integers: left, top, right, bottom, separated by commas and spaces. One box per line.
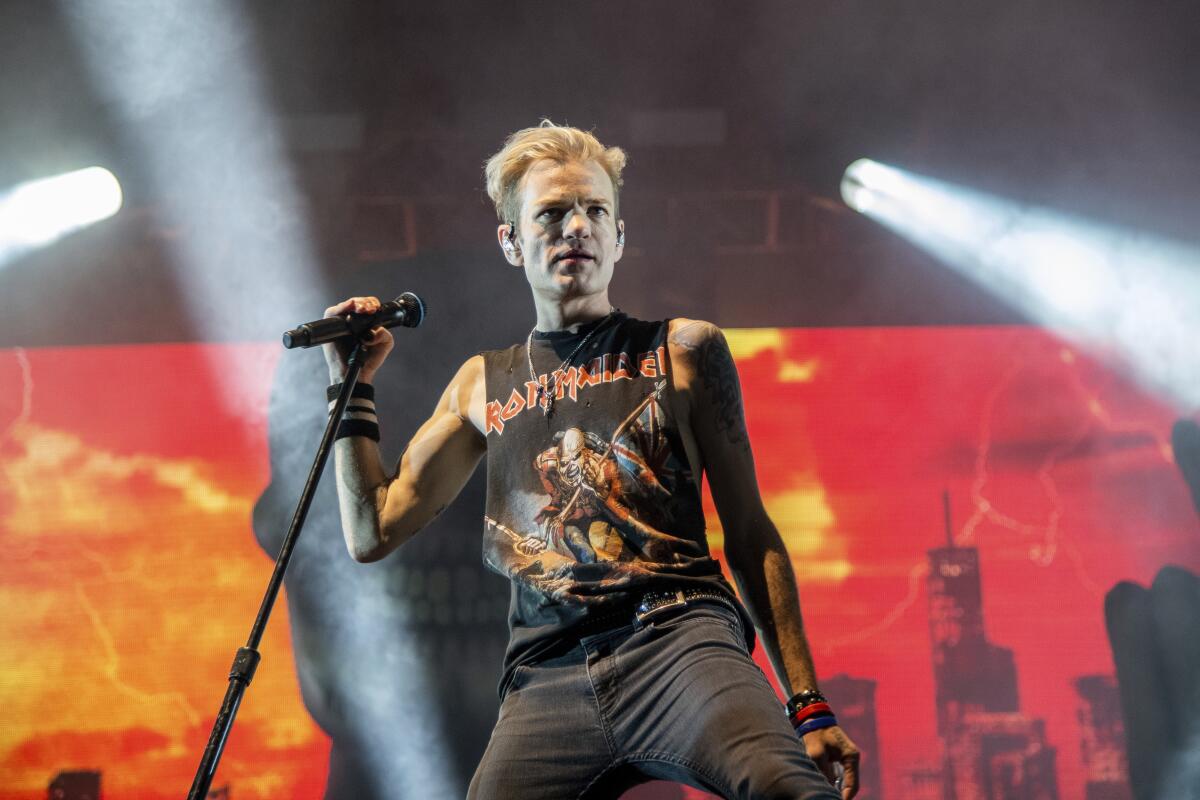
397, 292, 426, 327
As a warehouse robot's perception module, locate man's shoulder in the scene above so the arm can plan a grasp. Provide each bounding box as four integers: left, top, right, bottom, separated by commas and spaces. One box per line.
667, 318, 724, 351
473, 343, 525, 380
452, 353, 487, 378
443, 354, 486, 417
664, 319, 732, 395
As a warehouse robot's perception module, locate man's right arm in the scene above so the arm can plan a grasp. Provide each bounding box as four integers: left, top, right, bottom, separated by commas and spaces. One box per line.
324, 296, 487, 563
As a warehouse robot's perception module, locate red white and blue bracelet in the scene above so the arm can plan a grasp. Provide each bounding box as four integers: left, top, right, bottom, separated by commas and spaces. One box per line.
786, 690, 838, 737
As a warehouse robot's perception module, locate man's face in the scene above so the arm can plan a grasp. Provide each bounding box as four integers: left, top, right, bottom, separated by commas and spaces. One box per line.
500, 158, 624, 301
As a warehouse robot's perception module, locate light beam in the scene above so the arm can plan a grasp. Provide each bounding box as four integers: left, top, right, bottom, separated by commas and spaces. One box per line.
57, 3, 456, 794
841, 158, 1200, 411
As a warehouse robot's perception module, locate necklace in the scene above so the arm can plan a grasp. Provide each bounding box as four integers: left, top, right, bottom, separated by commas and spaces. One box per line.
526, 309, 616, 416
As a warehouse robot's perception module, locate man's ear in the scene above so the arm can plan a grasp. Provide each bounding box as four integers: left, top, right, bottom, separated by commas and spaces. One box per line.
497, 222, 523, 266
614, 220, 626, 260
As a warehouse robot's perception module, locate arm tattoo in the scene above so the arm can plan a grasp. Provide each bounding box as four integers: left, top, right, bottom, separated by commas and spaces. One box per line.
700, 336, 749, 448
669, 321, 751, 448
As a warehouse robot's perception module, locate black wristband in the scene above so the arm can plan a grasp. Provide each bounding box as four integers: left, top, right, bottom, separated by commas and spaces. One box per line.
335, 418, 381, 442
327, 382, 376, 403
785, 689, 828, 717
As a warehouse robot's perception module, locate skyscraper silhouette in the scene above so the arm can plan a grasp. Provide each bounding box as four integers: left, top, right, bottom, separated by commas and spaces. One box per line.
48, 771, 100, 800
927, 492, 1058, 800
927, 494, 1019, 737
1075, 675, 1132, 800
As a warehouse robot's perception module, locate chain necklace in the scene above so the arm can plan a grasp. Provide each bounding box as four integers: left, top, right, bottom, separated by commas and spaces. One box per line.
526, 309, 617, 416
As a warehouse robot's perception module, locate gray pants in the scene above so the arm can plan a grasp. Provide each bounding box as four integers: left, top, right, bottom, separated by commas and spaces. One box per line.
468, 601, 841, 800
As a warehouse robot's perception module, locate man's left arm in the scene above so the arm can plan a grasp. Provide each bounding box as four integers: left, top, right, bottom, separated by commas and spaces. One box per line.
669, 319, 860, 799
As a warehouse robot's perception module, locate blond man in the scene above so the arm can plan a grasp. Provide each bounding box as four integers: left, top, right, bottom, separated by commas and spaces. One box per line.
323, 122, 859, 799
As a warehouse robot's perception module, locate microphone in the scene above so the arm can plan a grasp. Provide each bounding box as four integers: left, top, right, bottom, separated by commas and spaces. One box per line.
282, 292, 426, 349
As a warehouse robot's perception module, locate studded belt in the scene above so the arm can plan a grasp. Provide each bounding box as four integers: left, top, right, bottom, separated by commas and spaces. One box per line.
572, 587, 735, 637
633, 587, 735, 627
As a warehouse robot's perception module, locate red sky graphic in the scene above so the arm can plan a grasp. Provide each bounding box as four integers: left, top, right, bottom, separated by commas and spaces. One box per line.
1, 329, 1196, 799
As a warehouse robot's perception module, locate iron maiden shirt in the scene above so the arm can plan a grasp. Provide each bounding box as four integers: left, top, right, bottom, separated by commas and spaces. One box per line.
480, 312, 749, 685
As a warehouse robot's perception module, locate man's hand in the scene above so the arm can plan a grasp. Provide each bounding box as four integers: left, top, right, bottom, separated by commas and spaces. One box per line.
802, 724, 860, 799
322, 296, 395, 383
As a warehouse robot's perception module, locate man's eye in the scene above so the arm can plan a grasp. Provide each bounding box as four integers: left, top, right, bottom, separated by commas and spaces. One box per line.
589, 206, 608, 216
538, 208, 563, 221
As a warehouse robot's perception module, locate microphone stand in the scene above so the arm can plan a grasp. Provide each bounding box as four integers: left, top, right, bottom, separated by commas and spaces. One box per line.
187, 340, 369, 799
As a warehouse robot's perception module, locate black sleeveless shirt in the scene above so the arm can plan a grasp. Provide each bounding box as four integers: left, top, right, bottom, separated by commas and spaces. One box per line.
480, 312, 752, 689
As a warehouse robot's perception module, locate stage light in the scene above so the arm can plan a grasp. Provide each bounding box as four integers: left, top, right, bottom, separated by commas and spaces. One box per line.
0, 167, 123, 264
841, 159, 1200, 411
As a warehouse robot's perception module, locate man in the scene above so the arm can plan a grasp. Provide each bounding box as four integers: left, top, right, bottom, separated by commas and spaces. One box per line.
323, 122, 860, 799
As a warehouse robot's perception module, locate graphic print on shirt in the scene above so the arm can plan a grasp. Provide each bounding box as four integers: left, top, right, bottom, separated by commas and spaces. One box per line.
483, 345, 668, 435
484, 379, 688, 600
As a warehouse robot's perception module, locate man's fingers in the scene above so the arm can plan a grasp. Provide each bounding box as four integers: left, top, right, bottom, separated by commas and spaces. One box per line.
804, 726, 862, 798
801, 738, 830, 782
840, 751, 860, 799
820, 759, 839, 789
354, 296, 382, 314
324, 296, 382, 318
804, 740, 837, 786
324, 299, 355, 318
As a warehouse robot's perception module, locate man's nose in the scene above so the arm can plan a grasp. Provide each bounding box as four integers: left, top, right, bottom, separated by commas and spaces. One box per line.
562, 207, 591, 240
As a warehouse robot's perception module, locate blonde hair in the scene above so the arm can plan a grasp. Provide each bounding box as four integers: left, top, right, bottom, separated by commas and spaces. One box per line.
484, 120, 627, 227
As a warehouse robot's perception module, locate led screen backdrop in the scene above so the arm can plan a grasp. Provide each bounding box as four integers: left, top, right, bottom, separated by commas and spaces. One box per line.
1, 327, 1196, 799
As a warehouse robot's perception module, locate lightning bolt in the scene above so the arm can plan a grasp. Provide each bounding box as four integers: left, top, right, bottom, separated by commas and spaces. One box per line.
964, 345, 1174, 582
77, 542, 156, 589
821, 336, 1175, 655
957, 356, 1037, 546
2, 347, 33, 440
822, 561, 930, 651
1052, 346, 1174, 597
73, 582, 201, 726
820, 356, 1026, 655
2, 348, 200, 728
1060, 347, 1175, 461
2, 349, 41, 565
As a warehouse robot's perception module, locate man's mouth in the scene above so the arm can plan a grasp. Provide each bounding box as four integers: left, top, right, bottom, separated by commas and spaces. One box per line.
555, 250, 593, 263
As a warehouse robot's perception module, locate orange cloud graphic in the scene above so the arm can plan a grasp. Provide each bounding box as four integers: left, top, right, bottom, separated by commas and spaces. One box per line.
1, 727, 170, 773
2, 423, 250, 539
0, 414, 325, 798
726, 328, 820, 384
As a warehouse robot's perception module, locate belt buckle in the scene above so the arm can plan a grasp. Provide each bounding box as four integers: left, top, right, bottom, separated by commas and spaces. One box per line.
634, 589, 687, 627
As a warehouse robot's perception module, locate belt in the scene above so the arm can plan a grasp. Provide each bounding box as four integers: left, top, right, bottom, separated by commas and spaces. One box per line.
634, 587, 734, 627
574, 587, 735, 636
